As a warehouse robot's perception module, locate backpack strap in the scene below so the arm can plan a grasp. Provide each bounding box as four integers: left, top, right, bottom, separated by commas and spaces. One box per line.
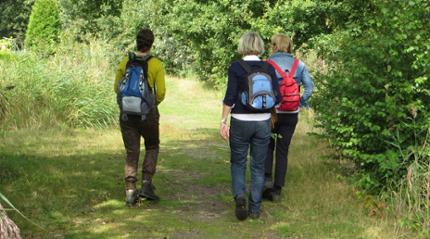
126, 52, 152, 67
267, 59, 299, 83
143, 56, 156, 96
288, 59, 299, 78
261, 61, 270, 73
239, 60, 272, 74
238, 60, 252, 73
126, 53, 155, 93
267, 59, 288, 80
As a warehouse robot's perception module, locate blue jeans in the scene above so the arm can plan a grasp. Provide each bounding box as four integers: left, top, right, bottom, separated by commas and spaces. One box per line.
229, 117, 271, 213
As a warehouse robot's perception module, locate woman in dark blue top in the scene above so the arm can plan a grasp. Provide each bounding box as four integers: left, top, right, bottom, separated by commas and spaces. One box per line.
220, 32, 280, 220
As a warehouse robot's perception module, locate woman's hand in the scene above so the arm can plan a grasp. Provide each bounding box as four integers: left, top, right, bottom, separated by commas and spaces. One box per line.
220, 121, 230, 141
220, 105, 231, 141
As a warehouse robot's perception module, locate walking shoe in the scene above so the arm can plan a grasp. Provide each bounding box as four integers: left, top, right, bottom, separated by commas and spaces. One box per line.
125, 189, 138, 206
262, 188, 274, 201
234, 196, 248, 221
248, 211, 261, 219
272, 187, 282, 202
139, 180, 160, 201
264, 176, 273, 189
263, 187, 282, 202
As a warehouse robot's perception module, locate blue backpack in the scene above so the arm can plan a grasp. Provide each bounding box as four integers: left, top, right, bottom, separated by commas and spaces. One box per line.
238, 60, 276, 111
117, 52, 155, 120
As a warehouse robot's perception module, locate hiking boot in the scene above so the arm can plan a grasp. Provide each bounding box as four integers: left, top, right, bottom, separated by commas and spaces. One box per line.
139, 180, 160, 201
125, 189, 138, 206
262, 188, 274, 201
234, 196, 248, 221
272, 188, 282, 202
263, 186, 282, 202
248, 211, 261, 219
264, 176, 273, 189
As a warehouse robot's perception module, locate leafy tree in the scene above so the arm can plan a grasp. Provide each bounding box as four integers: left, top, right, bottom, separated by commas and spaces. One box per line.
59, 0, 123, 40
142, 0, 334, 87
0, 0, 34, 47
24, 0, 61, 53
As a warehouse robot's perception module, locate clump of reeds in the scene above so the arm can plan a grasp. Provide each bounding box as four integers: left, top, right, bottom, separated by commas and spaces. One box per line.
0, 39, 119, 129
390, 130, 430, 237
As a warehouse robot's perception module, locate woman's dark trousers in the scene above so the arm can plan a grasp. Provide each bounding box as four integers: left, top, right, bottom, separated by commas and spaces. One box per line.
265, 113, 298, 188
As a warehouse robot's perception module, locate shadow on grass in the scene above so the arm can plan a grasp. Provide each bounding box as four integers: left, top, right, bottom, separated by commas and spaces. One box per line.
0, 128, 241, 239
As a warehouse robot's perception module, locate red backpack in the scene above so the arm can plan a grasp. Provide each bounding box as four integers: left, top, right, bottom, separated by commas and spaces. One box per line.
267, 59, 300, 111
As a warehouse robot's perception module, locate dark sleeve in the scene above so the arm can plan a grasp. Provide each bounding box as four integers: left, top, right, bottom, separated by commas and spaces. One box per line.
268, 65, 281, 104
223, 63, 238, 106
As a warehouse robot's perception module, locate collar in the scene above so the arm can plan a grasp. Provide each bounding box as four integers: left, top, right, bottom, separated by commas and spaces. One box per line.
271, 52, 293, 58
135, 51, 150, 57
242, 55, 261, 61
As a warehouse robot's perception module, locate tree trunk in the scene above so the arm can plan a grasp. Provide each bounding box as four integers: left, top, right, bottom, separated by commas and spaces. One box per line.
0, 203, 21, 239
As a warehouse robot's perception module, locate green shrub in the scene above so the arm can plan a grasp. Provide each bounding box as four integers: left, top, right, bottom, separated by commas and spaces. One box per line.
24, 0, 61, 54
312, 0, 430, 191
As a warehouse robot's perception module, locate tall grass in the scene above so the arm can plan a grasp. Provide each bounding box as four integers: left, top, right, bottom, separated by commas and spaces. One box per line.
0, 38, 119, 129
388, 130, 430, 238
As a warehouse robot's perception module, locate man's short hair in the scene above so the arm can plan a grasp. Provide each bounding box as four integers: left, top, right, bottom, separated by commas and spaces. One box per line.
237, 32, 265, 56
136, 28, 154, 52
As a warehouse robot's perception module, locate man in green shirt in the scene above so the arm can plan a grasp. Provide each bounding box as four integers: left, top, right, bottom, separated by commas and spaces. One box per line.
115, 28, 166, 206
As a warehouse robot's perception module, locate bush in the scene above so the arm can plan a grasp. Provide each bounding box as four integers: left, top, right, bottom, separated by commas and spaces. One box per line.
24, 0, 61, 54
312, 0, 430, 191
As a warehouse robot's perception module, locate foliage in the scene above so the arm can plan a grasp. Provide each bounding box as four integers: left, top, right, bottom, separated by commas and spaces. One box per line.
24, 0, 61, 54
88, 0, 337, 86
59, 0, 123, 40
10, 0, 342, 84
152, 0, 336, 87
94, 0, 194, 74
0, 0, 34, 47
312, 0, 430, 192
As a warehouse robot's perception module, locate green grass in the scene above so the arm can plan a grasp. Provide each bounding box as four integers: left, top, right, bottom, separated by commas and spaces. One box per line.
0, 41, 118, 129
0, 76, 400, 238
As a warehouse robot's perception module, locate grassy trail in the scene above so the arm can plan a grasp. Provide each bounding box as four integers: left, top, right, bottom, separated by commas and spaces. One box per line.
0, 76, 397, 238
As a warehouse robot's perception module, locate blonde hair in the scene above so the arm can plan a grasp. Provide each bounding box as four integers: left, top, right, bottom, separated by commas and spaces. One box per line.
237, 32, 265, 56
271, 34, 292, 53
